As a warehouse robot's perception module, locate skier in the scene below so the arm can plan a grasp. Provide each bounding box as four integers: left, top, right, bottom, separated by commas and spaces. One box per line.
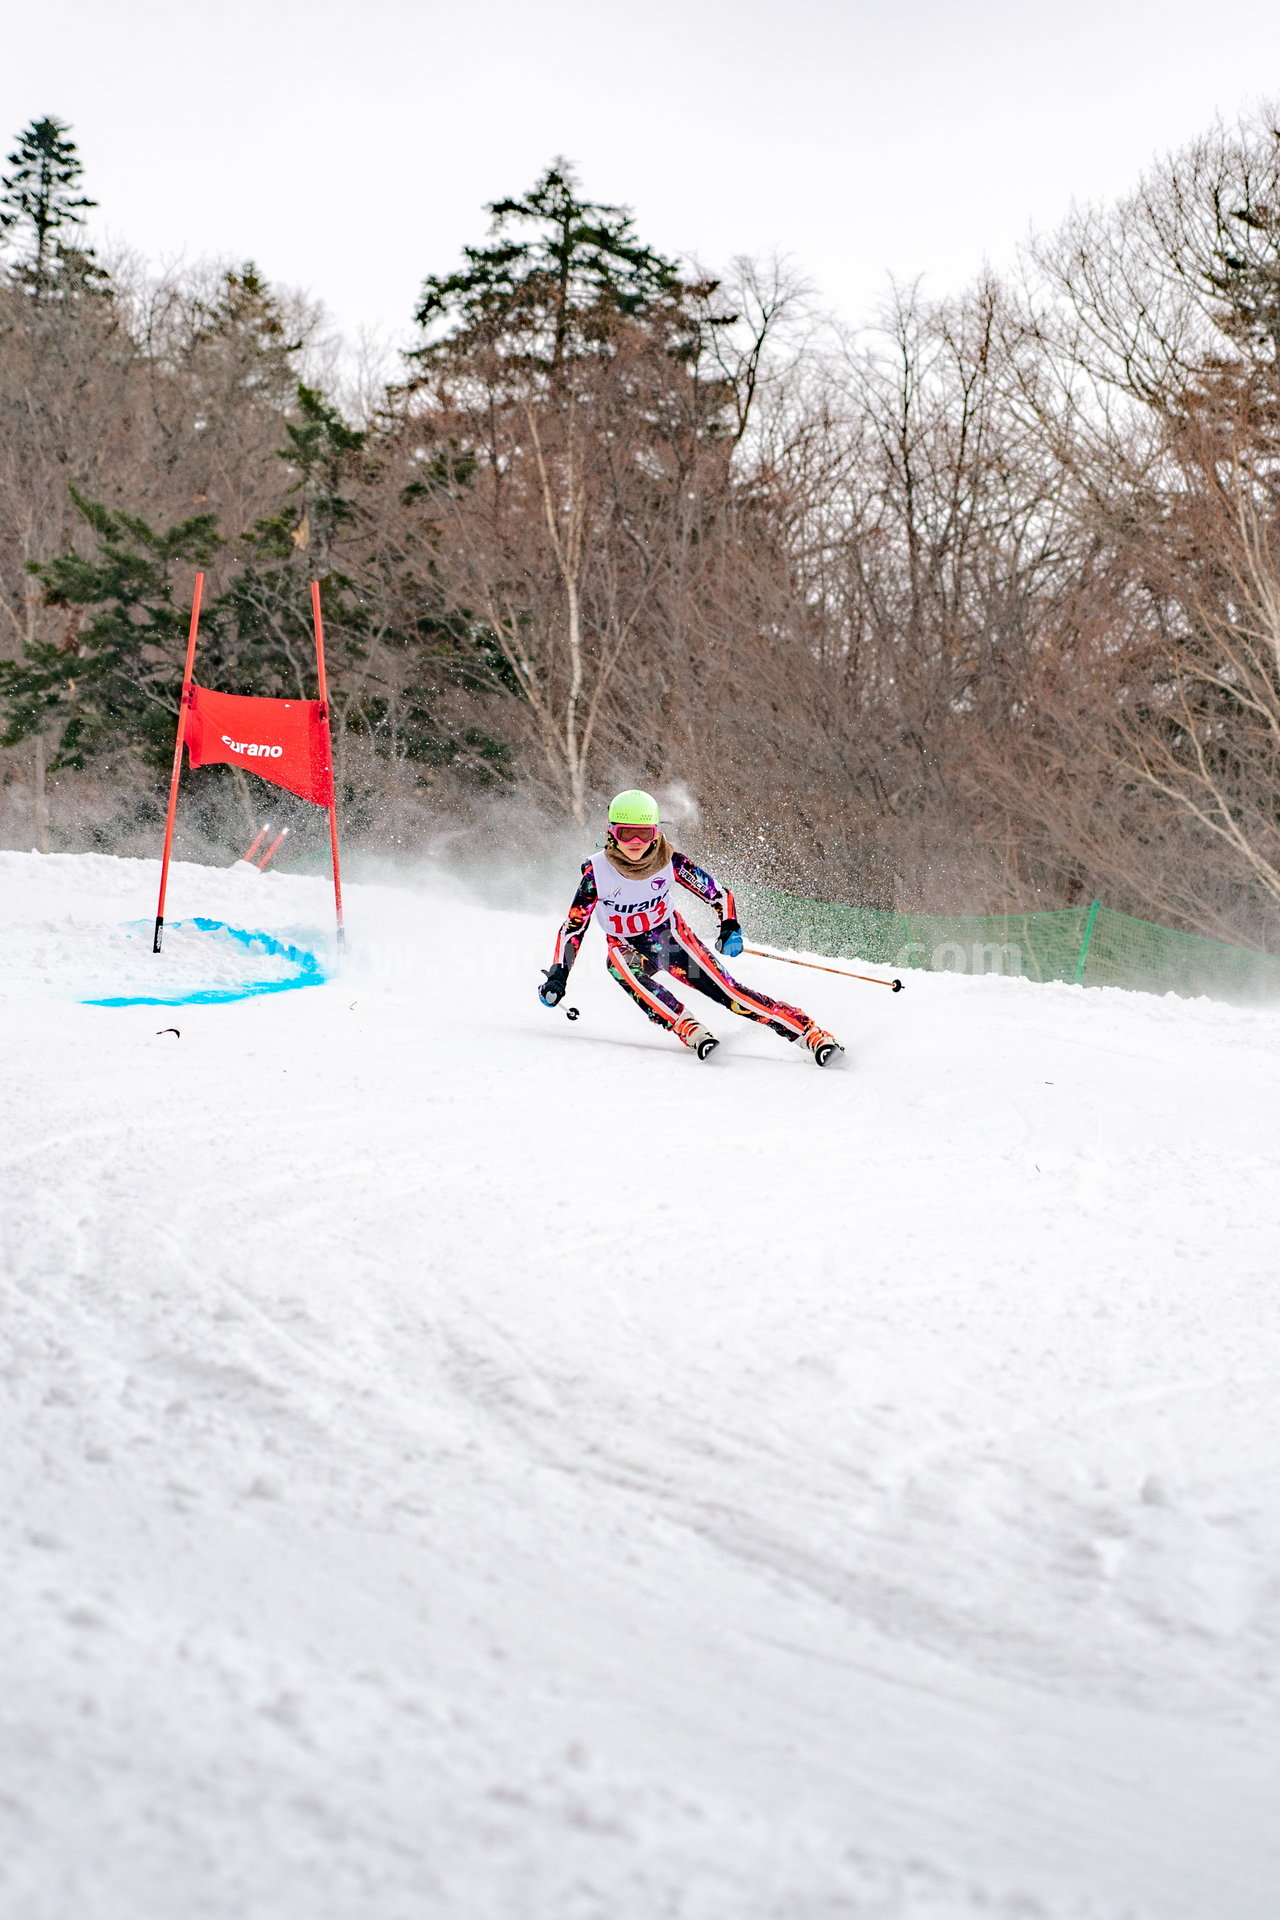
539, 790, 844, 1065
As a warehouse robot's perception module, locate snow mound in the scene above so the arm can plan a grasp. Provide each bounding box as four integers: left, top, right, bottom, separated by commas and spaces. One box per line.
0, 850, 332, 1003
16, 917, 318, 1005
2, 851, 1279, 1920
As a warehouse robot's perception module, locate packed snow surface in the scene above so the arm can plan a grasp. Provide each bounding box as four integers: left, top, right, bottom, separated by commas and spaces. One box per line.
2, 849, 1279, 1920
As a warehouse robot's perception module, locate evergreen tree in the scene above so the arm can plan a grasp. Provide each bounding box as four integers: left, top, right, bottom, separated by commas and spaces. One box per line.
0, 491, 221, 770
1210, 198, 1280, 367
184, 264, 305, 405
0, 375, 369, 770
0, 116, 103, 296
400, 164, 742, 819
0, 471, 510, 790
217, 383, 371, 708
250, 382, 367, 573
411, 160, 686, 379
0, 445, 367, 778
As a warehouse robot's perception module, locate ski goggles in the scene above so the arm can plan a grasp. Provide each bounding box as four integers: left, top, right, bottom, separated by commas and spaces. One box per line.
610, 822, 658, 845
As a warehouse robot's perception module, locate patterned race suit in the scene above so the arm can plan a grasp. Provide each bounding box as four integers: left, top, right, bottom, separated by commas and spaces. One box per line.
553, 850, 816, 1044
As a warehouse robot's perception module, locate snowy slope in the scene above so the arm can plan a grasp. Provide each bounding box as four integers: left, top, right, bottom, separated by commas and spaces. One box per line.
2, 849, 1279, 1920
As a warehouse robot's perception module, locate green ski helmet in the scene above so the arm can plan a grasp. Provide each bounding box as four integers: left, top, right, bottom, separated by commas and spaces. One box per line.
608, 789, 660, 827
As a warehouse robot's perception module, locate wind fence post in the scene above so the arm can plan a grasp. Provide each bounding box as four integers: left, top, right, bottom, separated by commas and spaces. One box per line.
1073, 899, 1101, 986
153, 572, 204, 953
310, 580, 345, 953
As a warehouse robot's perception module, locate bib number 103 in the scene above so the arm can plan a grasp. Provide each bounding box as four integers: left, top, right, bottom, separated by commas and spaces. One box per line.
608, 907, 664, 937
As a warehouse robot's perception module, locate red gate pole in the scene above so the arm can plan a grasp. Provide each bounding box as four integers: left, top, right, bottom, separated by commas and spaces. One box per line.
257, 826, 289, 872
310, 580, 345, 952
242, 823, 271, 865
153, 572, 204, 953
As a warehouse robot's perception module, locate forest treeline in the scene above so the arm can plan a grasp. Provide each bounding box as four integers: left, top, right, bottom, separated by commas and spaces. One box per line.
4, 110, 1280, 941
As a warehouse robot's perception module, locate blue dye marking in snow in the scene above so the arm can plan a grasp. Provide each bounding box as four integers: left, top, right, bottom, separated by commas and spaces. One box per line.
83, 917, 326, 1008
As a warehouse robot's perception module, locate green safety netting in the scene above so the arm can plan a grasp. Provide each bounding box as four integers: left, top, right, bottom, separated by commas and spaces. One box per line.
737, 889, 1280, 1006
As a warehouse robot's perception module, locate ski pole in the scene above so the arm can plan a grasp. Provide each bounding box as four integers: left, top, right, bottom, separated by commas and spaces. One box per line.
243, 823, 270, 864
744, 946, 904, 991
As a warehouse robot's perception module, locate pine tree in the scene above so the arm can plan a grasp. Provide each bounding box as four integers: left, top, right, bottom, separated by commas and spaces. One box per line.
250, 382, 367, 573
186, 263, 304, 405
0, 116, 102, 296
0, 490, 222, 771
401, 164, 741, 819
411, 160, 685, 380
1205, 193, 1280, 420
218, 383, 371, 709
1, 390, 372, 772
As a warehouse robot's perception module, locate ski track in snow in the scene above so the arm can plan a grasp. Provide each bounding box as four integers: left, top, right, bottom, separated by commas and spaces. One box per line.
1, 849, 1279, 1919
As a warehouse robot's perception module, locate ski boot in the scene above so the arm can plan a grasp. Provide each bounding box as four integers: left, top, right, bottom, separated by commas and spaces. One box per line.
675, 1017, 719, 1061
804, 1027, 845, 1068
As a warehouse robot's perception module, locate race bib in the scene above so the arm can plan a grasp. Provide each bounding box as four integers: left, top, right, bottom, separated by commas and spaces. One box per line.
591, 854, 675, 941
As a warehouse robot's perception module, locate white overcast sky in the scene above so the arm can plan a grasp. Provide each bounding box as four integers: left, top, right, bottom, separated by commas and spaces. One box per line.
6, 0, 1280, 355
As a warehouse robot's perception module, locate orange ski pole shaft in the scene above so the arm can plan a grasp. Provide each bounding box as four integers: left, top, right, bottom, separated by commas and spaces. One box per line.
743, 946, 904, 991
153, 572, 204, 953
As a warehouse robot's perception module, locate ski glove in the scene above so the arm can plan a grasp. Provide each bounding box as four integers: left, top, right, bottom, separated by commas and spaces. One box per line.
539, 963, 569, 1007
716, 918, 743, 958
